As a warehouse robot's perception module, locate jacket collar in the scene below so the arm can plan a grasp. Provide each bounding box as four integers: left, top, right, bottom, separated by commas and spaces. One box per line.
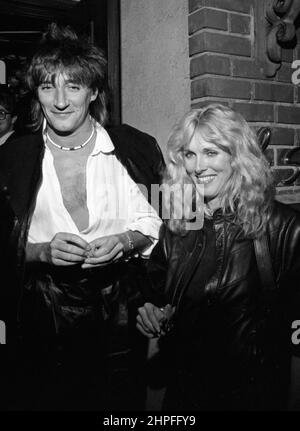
207, 208, 236, 224
0, 131, 44, 222
91, 124, 115, 155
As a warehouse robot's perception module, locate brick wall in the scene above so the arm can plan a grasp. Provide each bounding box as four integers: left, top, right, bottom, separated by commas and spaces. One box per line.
188, 0, 300, 203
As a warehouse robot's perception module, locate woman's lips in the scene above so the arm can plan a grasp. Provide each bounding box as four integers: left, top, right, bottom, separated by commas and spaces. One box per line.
194, 174, 216, 184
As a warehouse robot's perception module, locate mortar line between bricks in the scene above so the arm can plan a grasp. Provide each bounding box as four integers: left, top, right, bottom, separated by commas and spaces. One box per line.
268, 124, 300, 128
189, 29, 229, 37
273, 148, 278, 166
189, 7, 251, 17
190, 75, 295, 86
189, 29, 230, 37
249, 122, 300, 128
227, 11, 231, 33
262, 124, 300, 127
229, 56, 234, 76
191, 96, 259, 102
274, 104, 278, 123
188, 28, 250, 38
272, 166, 299, 170
250, 81, 254, 100
246, 80, 295, 86
277, 187, 300, 191
189, 52, 253, 60
228, 31, 251, 37
191, 96, 300, 107
273, 145, 297, 149
250, 4, 255, 58
190, 74, 294, 86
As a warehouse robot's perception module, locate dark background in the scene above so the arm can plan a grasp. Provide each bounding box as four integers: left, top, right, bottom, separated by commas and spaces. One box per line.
0, 0, 120, 124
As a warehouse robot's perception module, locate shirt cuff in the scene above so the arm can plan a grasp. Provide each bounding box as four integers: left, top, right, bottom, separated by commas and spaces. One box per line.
125, 219, 161, 258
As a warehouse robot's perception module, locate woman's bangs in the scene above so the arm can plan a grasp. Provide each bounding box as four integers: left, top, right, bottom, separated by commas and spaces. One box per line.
189, 122, 222, 150
182, 118, 203, 151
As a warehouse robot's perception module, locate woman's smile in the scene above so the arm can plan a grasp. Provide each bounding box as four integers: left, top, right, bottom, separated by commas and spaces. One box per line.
194, 174, 217, 184
184, 136, 232, 209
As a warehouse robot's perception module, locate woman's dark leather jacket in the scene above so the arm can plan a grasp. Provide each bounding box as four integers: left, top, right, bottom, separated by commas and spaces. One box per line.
145, 202, 300, 407
0, 124, 164, 339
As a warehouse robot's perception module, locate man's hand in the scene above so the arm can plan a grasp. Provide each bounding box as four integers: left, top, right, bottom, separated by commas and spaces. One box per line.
26, 232, 91, 266
81, 234, 125, 269
136, 302, 173, 338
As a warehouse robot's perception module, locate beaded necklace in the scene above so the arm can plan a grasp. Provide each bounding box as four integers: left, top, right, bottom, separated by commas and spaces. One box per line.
46, 126, 95, 151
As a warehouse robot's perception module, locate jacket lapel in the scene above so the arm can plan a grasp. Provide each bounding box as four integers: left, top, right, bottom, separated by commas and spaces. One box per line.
0, 132, 44, 222
165, 229, 206, 307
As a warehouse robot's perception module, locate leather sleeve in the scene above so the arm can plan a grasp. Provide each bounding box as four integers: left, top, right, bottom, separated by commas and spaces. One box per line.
279, 213, 300, 357
140, 224, 169, 307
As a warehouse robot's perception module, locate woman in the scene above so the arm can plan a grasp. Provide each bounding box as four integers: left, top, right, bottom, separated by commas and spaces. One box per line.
137, 104, 300, 410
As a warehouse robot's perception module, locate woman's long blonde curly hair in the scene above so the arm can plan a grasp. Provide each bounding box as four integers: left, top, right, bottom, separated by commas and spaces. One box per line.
164, 104, 275, 238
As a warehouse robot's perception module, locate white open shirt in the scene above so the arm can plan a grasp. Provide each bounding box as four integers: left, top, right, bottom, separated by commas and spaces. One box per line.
28, 123, 162, 257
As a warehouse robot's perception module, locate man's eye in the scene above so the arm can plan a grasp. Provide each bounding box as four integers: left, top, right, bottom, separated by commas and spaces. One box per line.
40, 84, 52, 90
68, 85, 80, 90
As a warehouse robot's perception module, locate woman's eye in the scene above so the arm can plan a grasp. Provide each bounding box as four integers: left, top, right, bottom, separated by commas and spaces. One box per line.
206, 151, 218, 156
184, 151, 194, 159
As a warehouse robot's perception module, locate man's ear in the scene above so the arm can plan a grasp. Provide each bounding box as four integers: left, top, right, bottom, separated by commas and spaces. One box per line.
90, 89, 98, 102
11, 115, 17, 126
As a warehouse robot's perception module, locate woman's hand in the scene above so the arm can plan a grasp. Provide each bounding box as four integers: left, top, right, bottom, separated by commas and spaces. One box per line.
136, 302, 173, 338
26, 232, 90, 266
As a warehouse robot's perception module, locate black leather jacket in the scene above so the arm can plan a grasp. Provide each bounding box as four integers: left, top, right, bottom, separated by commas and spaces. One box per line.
145, 202, 300, 409
0, 124, 164, 337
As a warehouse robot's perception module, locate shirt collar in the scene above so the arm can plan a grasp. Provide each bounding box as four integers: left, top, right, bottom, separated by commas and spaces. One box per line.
91, 123, 115, 156
0, 130, 14, 147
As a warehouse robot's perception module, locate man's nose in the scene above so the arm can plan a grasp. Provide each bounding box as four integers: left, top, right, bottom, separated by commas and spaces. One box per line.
54, 88, 69, 110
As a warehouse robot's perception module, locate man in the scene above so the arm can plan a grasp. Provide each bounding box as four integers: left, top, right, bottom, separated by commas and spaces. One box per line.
0, 86, 17, 146
0, 23, 163, 410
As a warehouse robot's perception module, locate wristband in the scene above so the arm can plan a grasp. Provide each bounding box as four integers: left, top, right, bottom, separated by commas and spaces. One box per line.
125, 231, 135, 254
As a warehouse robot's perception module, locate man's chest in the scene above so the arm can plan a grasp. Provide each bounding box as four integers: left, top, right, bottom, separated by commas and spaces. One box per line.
53, 154, 88, 210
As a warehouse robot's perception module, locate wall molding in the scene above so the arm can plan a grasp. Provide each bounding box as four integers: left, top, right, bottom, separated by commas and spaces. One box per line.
255, 0, 300, 77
